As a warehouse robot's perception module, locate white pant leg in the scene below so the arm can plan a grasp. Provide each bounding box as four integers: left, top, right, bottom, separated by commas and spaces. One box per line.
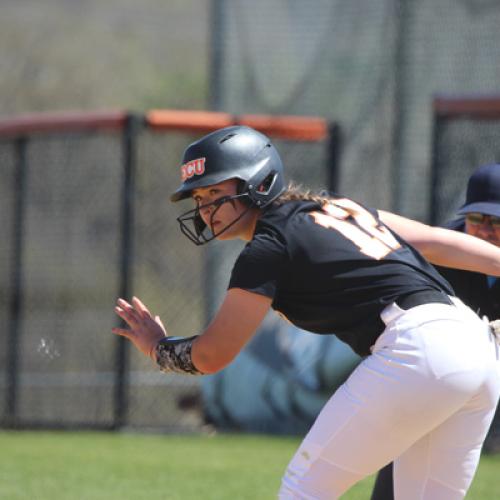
279, 300, 500, 500
393, 401, 496, 500
393, 301, 500, 499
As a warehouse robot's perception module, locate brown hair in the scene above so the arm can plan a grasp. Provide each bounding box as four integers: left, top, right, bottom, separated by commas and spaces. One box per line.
273, 181, 333, 206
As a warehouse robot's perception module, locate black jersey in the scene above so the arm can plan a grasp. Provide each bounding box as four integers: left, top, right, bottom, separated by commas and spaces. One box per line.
228, 199, 453, 356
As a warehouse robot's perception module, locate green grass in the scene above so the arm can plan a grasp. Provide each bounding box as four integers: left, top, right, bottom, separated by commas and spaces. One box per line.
0, 430, 498, 499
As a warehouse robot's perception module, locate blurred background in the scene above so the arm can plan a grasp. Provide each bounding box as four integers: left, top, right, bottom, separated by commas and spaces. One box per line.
1, 0, 500, 435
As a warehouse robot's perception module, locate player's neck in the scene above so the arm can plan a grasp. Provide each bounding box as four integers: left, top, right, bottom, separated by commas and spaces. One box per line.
240, 209, 261, 241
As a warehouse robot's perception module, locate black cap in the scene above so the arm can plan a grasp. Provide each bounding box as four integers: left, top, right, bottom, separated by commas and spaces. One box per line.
457, 164, 500, 217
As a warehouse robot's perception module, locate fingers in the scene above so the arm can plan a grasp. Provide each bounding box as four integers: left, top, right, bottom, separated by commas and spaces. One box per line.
115, 296, 153, 325
114, 305, 139, 329
112, 327, 132, 339
116, 299, 140, 323
132, 296, 152, 319
155, 315, 166, 331
112, 297, 166, 358
117, 298, 132, 309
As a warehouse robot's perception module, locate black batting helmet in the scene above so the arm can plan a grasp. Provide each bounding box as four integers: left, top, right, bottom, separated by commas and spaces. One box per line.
170, 126, 286, 245
170, 125, 285, 207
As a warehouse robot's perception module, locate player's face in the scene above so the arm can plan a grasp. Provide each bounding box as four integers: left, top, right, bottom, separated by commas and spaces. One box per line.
191, 179, 257, 241
465, 212, 500, 247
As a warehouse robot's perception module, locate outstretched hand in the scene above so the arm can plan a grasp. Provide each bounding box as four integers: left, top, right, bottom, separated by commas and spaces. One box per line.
113, 296, 167, 360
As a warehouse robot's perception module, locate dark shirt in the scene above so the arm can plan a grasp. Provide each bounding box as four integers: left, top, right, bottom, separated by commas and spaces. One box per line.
437, 218, 500, 319
228, 199, 453, 356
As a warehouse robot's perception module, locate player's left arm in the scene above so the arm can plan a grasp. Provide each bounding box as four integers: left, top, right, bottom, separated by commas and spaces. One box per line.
189, 288, 272, 373
378, 210, 500, 276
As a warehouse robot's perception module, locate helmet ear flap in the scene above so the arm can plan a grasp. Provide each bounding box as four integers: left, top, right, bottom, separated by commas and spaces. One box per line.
245, 171, 284, 207
256, 172, 277, 195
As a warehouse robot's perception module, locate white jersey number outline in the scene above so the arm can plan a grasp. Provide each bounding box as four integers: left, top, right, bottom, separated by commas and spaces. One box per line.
311, 199, 401, 260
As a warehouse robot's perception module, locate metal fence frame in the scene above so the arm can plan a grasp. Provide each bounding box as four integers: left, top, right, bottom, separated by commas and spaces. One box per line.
0, 109, 339, 430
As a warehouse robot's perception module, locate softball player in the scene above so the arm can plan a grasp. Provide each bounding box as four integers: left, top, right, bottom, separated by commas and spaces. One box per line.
113, 126, 500, 499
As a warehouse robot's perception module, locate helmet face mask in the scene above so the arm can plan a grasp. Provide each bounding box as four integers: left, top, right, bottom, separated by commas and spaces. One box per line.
171, 126, 286, 245
176, 192, 252, 246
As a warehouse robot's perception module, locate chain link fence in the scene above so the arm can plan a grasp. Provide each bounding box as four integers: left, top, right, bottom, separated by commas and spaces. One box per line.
431, 96, 500, 225
4, 1, 500, 219
0, 110, 336, 432
3, 0, 500, 435
212, 0, 500, 221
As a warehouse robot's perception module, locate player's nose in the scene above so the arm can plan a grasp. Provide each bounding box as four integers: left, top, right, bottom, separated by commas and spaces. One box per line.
199, 199, 212, 212
199, 202, 216, 221
476, 223, 495, 239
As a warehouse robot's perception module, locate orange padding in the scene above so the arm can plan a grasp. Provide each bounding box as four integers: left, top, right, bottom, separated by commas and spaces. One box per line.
434, 95, 500, 119
147, 110, 233, 132
0, 110, 129, 137
146, 109, 328, 141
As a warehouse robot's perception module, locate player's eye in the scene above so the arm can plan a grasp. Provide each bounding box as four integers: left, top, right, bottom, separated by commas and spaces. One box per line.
466, 213, 485, 225
466, 213, 500, 228
212, 196, 230, 207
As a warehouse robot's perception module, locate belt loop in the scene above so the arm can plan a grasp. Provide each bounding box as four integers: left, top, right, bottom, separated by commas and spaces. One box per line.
380, 302, 405, 326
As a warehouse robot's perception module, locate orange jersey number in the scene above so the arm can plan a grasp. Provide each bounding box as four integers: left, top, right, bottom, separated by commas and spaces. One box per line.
310, 199, 401, 260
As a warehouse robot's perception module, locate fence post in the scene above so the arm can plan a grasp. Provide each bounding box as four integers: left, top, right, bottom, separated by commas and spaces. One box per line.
390, 0, 412, 215
5, 137, 28, 427
429, 110, 443, 225
327, 122, 341, 193
113, 114, 139, 429
209, 0, 225, 111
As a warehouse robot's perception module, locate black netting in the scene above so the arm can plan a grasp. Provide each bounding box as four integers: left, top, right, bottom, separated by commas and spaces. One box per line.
0, 122, 332, 432
0, 141, 16, 421
214, 0, 500, 220
126, 130, 207, 430
215, 0, 397, 212
12, 133, 122, 426
432, 117, 500, 225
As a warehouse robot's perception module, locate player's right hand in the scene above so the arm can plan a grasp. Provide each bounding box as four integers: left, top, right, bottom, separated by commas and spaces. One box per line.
113, 296, 167, 360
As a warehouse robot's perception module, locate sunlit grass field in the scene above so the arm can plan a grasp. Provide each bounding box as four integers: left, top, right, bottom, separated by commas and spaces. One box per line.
0, 431, 498, 499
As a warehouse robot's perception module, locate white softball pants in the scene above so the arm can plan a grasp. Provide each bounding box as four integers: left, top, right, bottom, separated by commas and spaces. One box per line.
279, 298, 500, 499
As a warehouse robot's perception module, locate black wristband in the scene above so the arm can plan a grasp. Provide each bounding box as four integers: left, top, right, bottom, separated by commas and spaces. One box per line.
155, 336, 203, 375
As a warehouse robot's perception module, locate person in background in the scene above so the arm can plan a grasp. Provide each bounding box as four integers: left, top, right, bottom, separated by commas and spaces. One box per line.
371, 163, 500, 500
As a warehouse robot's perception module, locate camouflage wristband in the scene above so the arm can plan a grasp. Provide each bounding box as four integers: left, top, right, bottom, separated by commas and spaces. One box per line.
155, 336, 203, 375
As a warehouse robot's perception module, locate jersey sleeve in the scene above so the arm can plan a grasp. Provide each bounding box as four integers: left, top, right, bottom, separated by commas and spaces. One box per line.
228, 230, 288, 299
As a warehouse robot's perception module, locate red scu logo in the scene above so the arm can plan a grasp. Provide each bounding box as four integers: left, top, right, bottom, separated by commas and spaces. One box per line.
181, 157, 206, 181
